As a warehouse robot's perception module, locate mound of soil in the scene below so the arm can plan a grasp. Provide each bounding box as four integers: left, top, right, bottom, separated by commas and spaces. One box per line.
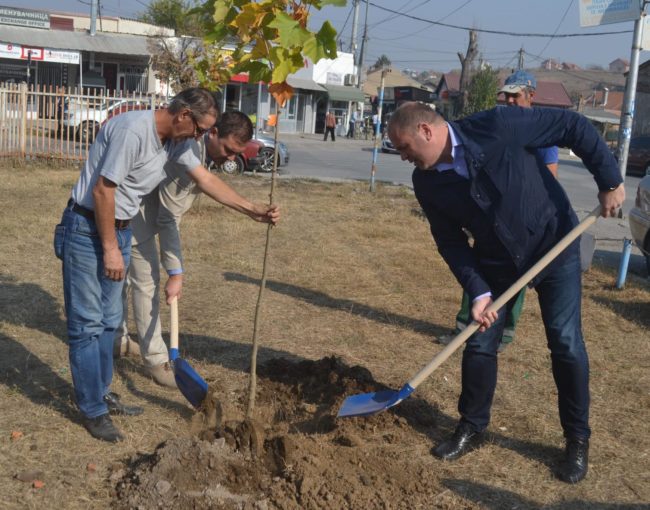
114, 357, 442, 509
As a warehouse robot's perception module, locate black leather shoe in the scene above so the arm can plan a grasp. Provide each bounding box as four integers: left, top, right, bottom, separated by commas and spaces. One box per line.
103, 392, 144, 416
432, 422, 484, 460
83, 413, 124, 442
557, 437, 589, 484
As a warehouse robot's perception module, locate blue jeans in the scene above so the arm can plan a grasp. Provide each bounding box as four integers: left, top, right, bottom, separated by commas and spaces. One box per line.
458, 253, 590, 440
57, 206, 132, 418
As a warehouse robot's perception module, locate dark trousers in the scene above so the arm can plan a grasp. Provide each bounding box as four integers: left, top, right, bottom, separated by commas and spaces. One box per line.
458, 253, 590, 440
324, 126, 335, 141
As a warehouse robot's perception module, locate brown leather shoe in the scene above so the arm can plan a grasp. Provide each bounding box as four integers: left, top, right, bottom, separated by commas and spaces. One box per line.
146, 362, 178, 389
432, 422, 484, 460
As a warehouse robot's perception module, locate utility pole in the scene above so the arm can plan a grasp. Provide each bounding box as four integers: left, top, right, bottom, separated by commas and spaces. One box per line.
616, 12, 645, 182
612, 4, 646, 287
369, 67, 390, 192
350, 0, 360, 57
518, 47, 524, 69
90, 0, 97, 36
357, 0, 370, 88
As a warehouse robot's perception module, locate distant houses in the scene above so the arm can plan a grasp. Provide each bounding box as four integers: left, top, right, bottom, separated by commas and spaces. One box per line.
609, 58, 630, 74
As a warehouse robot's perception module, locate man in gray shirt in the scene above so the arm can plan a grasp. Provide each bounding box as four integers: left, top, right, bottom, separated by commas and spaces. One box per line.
116, 111, 280, 388
54, 88, 278, 443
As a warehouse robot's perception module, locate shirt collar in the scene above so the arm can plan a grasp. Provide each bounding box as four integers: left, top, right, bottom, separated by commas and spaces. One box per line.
447, 123, 463, 161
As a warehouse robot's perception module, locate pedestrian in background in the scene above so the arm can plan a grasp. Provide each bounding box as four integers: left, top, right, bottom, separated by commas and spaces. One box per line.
324, 110, 336, 141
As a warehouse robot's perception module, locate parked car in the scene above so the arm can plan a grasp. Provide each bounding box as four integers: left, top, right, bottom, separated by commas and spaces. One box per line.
59, 98, 149, 144
214, 139, 265, 174
381, 132, 398, 154
619, 136, 650, 176
214, 134, 290, 174
629, 174, 650, 275
253, 134, 290, 171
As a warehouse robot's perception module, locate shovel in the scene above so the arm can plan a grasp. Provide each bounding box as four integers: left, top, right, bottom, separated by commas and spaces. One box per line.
338, 206, 601, 418
170, 297, 208, 409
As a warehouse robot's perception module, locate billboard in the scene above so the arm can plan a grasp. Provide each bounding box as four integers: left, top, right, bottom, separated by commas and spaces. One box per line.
579, 0, 641, 27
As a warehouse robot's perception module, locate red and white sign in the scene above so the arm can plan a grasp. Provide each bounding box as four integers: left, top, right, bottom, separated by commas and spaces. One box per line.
21, 47, 43, 60
0, 42, 79, 64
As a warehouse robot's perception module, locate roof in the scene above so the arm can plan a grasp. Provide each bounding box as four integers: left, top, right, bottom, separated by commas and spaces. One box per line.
587, 90, 624, 111
286, 76, 326, 92
0, 25, 152, 56
435, 73, 460, 94
362, 68, 429, 97
581, 107, 621, 125
323, 84, 365, 102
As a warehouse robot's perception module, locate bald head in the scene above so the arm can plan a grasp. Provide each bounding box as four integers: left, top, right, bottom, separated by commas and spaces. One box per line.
387, 102, 450, 170
388, 102, 443, 136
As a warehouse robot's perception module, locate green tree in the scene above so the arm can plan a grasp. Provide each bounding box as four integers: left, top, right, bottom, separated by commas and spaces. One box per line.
140, 0, 205, 36
462, 65, 499, 116
198, 0, 345, 418
373, 54, 391, 70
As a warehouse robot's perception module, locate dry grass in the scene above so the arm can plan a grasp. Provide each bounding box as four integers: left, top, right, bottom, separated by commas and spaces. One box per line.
0, 166, 648, 509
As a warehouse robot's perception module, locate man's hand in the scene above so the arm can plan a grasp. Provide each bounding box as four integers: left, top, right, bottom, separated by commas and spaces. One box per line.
249, 203, 280, 225
598, 184, 625, 218
471, 295, 498, 332
165, 274, 183, 305
103, 246, 125, 281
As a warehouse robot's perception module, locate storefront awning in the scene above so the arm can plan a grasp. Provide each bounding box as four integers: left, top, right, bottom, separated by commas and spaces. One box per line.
324, 84, 365, 102
286, 76, 326, 92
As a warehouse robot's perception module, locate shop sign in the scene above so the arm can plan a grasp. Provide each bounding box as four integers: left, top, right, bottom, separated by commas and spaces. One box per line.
0, 6, 49, 29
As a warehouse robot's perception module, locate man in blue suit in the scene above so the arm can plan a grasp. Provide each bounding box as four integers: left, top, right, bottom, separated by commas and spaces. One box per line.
387, 101, 624, 483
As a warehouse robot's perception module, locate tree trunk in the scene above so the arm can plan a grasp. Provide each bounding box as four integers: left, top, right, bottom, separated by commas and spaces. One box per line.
457, 30, 478, 116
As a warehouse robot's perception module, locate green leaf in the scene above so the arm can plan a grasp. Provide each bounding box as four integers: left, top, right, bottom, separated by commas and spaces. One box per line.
271, 51, 302, 83
303, 21, 338, 62
212, 0, 231, 22
267, 11, 310, 48
319, 0, 347, 7
238, 60, 272, 83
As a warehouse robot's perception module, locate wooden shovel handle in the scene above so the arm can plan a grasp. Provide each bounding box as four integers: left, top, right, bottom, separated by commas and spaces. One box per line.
170, 297, 179, 351
407, 205, 601, 390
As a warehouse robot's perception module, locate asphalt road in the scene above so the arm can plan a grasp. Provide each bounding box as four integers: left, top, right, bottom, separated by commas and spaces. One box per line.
277, 132, 648, 279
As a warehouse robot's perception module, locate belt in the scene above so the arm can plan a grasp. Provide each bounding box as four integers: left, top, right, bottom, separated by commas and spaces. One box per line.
69, 200, 130, 230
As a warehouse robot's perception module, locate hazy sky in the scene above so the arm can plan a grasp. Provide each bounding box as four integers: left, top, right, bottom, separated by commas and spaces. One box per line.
1, 0, 648, 73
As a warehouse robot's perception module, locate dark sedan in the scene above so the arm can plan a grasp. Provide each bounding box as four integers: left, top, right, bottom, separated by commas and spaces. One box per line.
623, 136, 650, 176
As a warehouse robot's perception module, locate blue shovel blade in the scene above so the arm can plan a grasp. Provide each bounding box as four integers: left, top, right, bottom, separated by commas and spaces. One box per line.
337, 384, 415, 418
172, 356, 208, 409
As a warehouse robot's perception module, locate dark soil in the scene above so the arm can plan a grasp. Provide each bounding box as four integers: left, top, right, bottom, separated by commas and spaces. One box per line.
113, 356, 443, 509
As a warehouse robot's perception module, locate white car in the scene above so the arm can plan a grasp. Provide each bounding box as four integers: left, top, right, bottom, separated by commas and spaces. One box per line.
59, 98, 149, 143
629, 174, 650, 275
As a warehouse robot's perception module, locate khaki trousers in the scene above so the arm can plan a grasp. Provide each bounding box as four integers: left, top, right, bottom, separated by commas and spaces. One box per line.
116, 235, 169, 367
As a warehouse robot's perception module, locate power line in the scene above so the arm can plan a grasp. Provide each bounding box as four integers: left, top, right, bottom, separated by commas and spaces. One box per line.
369, 0, 431, 29
368, 2, 632, 38
531, 0, 575, 60
374, 0, 475, 42
336, 3, 354, 45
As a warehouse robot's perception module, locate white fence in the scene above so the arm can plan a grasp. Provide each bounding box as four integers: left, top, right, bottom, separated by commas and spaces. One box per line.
0, 83, 162, 163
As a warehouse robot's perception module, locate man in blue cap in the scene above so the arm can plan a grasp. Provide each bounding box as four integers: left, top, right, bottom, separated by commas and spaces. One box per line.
438, 70, 559, 353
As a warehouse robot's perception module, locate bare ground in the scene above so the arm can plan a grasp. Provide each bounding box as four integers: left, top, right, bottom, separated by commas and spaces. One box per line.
0, 166, 648, 509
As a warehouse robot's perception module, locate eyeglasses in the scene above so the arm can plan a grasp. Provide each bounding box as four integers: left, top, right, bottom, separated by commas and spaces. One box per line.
189, 112, 211, 138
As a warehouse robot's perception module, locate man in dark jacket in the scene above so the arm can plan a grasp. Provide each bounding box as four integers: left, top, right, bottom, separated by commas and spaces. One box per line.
387, 102, 624, 484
